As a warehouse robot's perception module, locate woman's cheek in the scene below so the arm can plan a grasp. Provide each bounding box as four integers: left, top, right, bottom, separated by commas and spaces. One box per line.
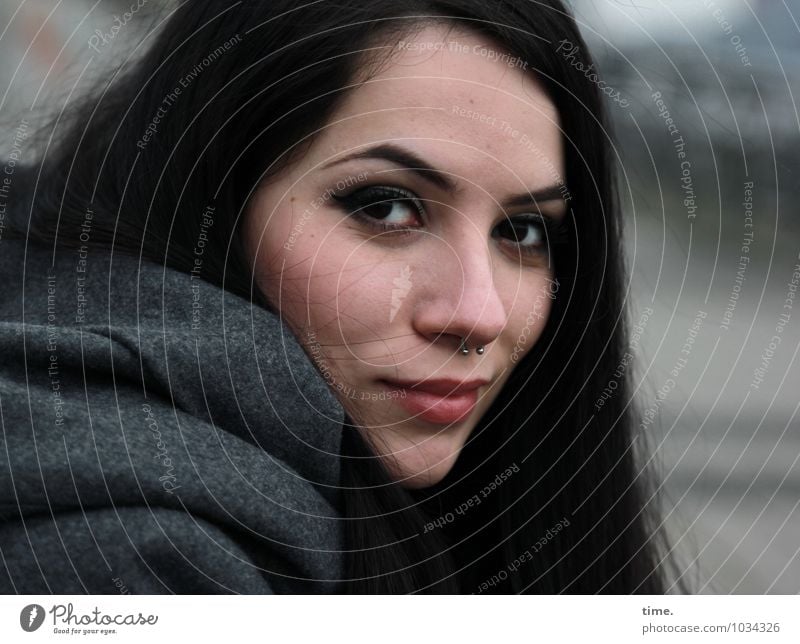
307, 242, 409, 328
505, 284, 553, 359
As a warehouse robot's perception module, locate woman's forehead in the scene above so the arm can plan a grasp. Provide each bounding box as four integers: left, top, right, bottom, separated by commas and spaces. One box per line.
337, 24, 558, 128
302, 26, 563, 194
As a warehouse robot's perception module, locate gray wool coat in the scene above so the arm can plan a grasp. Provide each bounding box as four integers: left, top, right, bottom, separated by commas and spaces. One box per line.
0, 238, 347, 593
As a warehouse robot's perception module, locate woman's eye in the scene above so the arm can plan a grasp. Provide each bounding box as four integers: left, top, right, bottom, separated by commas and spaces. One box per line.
493, 217, 547, 254
496, 218, 543, 247
332, 186, 424, 234
493, 215, 567, 257
331, 185, 569, 257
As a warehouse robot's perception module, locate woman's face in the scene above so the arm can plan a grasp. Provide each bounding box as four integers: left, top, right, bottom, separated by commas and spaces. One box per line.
243, 24, 567, 488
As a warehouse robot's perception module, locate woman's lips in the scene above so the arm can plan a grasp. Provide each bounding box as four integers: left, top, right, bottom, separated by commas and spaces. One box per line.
379, 381, 479, 425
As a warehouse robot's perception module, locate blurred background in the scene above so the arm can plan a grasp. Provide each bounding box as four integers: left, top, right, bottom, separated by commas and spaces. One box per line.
1, 0, 798, 593
572, 0, 800, 594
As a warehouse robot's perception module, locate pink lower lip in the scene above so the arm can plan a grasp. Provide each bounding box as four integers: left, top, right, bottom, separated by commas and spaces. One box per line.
380, 381, 479, 425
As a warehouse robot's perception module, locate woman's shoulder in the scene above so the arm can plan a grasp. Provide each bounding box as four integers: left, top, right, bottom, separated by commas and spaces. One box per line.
0, 238, 346, 593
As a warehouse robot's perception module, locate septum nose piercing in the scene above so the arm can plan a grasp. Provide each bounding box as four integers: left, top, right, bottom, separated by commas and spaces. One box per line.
459, 338, 485, 355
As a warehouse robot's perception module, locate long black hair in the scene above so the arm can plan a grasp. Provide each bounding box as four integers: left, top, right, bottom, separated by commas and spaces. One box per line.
7, 0, 684, 593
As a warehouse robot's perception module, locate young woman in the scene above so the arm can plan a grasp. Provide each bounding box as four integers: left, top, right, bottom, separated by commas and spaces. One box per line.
0, 0, 681, 593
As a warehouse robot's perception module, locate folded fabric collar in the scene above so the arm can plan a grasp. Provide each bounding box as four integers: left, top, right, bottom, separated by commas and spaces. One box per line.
0, 238, 347, 590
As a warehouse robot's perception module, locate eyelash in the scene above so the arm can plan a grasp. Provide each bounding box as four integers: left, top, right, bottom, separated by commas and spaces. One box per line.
331, 184, 569, 259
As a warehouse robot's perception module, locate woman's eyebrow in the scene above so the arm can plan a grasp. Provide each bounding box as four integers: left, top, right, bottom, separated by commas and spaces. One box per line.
320, 143, 568, 208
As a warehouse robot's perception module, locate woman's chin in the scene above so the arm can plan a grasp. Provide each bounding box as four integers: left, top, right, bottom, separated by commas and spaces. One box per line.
374, 444, 461, 489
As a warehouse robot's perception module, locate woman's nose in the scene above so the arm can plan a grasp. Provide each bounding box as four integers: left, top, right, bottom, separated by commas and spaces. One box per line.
411, 232, 507, 352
